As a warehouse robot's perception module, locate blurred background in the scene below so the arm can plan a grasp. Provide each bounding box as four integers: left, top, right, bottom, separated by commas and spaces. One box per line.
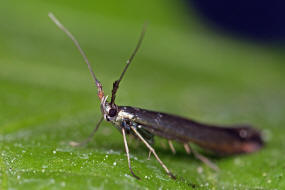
0, 0, 285, 189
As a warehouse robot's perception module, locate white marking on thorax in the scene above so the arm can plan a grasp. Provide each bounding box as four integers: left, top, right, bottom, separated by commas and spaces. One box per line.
116, 110, 135, 122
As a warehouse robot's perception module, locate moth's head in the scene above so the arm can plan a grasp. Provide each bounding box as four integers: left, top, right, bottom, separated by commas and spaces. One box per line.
100, 96, 119, 123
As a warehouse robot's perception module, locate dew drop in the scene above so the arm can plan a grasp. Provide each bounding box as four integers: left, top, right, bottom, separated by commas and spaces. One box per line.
61, 182, 66, 187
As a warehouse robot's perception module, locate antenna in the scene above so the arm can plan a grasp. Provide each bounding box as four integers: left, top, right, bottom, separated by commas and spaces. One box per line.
110, 23, 147, 106
48, 12, 104, 101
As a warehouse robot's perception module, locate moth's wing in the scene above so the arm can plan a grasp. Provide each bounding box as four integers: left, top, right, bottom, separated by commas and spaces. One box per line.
119, 106, 264, 155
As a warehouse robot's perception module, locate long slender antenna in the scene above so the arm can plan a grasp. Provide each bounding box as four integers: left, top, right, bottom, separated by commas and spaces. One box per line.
110, 23, 147, 106
69, 116, 104, 147
48, 12, 104, 101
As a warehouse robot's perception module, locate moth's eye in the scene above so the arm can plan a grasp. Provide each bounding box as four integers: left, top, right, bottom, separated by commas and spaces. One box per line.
108, 108, 117, 117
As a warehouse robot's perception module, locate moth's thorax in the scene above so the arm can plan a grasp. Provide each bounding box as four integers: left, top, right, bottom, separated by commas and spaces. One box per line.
116, 108, 135, 122
109, 109, 134, 126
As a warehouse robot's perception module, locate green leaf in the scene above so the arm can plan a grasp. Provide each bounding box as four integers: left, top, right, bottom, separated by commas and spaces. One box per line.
1, 0, 284, 189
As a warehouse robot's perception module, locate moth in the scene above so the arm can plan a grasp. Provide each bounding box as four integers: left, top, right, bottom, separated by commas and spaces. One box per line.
49, 13, 264, 180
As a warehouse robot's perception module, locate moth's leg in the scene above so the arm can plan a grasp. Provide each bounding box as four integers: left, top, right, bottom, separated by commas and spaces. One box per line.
168, 140, 176, 154
147, 150, 152, 160
70, 117, 104, 147
183, 143, 191, 154
131, 126, 176, 179
189, 144, 219, 171
121, 127, 140, 179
